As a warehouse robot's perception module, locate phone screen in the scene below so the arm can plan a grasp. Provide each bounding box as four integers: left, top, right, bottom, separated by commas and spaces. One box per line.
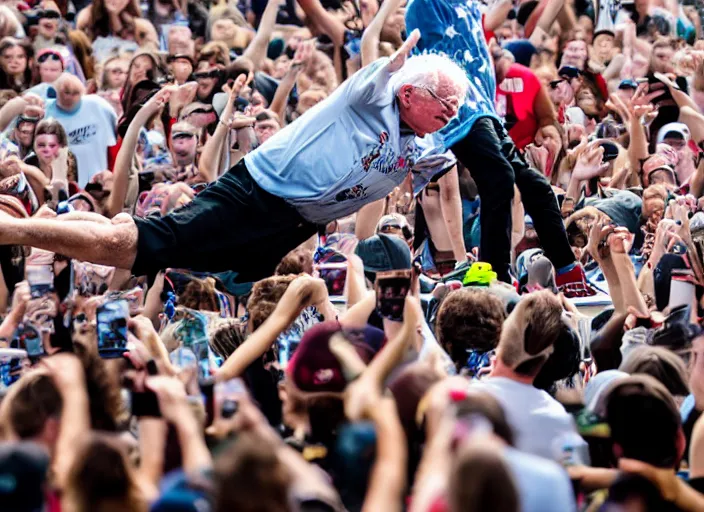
376, 270, 411, 322
12, 323, 43, 357
173, 310, 210, 379
26, 264, 54, 299
96, 299, 130, 359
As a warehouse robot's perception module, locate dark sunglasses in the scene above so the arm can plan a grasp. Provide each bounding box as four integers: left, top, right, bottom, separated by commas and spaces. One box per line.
193, 69, 222, 80
184, 107, 214, 116
549, 79, 565, 89
198, 50, 227, 66
38, 10, 61, 19
37, 52, 62, 64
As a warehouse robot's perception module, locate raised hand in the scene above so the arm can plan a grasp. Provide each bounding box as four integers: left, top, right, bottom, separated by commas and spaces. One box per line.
389, 29, 420, 73
572, 142, 609, 181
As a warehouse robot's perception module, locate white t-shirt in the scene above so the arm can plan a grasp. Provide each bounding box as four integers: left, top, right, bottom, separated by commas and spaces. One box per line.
474, 377, 587, 461
44, 95, 118, 187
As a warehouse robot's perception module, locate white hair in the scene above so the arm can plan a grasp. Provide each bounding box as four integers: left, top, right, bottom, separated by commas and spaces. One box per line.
389, 52, 470, 102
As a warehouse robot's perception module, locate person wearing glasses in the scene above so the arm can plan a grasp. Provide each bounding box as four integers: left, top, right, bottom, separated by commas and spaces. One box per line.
405, 0, 593, 296
0, 35, 471, 287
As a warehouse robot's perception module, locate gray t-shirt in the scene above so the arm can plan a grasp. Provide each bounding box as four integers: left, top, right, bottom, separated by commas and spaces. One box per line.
474, 377, 587, 461
245, 57, 453, 224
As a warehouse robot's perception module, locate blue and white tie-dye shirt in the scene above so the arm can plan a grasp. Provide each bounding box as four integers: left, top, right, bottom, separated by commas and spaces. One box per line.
406, 0, 501, 148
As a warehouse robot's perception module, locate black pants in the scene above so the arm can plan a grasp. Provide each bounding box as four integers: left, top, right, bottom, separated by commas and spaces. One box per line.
132, 160, 317, 281
451, 117, 574, 282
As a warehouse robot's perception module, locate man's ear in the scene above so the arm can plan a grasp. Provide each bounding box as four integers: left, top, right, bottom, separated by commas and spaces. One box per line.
398, 84, 414, 107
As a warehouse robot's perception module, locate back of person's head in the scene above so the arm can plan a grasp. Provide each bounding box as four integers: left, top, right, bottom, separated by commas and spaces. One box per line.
208, 317, 245, 359
605, 374, 684, 468
66, 432, 146, 512
449, 440, 519, 512
453, 391, 515, 447
214, 432, 291, 512
496, 290, 563, 378
619, 345, 689, 397
605, 473, 680, 512
533, 319, 581, 392
72, 343, 123, 431
247, 274, 297, 331
275, 247, 313, 276
178, 277, 221, 312
0, 370, 61, 441
436, 288, 506, 363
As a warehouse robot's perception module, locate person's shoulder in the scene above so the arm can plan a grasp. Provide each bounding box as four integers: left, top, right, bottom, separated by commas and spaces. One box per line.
76, 7, 91, 28
84, 94, 117, 114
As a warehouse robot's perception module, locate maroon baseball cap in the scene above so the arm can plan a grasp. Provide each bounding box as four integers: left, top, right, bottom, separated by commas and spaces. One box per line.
287, 321, 386, 393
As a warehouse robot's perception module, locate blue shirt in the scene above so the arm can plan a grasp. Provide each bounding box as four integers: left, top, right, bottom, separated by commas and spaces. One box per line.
245, 57, 454, 224
406, 0, 500, 148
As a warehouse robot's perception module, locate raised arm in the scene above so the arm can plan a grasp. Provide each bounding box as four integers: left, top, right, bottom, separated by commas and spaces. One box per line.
198, 75, 251, 183
243, 0, 284, 71
269, 41, 313, 124
215, 276, 328, 381
360, 0, 404, 66
297, 0, 346, 47
438, 166, 468, 264
105, 86, 176, 218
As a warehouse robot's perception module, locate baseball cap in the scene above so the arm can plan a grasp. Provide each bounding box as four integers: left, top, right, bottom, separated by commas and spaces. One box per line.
354, 233, 411, 276
642, 156, 677, 186
619, 345, 689, 397
287, 321, 386, 393
657, 122, 691, 145
0, 441, 50, 512
558, 65, 581, 80
583, 369, 628, 415
618, 78, 639, 90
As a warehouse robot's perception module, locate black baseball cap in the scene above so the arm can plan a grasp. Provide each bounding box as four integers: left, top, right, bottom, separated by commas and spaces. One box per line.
354, 233, 411, 279
558, 66, 581, 80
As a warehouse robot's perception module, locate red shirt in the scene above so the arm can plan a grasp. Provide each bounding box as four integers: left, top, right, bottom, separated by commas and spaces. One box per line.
495, 64, 542, 150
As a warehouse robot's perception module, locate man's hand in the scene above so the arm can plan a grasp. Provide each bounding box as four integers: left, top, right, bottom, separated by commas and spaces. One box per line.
572, 142, 609, 181
169, 82, 198, 118
145, 86, 177, 114
389, 29, 420, 73
42, 353, 87, 392
10, 281, 30, 319
289, 40, 315, 75
277, 275, 329, 320
146, 375, 190, 424
586, 221, 615, 263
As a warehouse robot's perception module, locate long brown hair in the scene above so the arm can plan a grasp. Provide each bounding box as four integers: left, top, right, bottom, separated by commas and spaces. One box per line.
65, 432, 148, 512
89, 0, 142, 40
0, 37, 33, 92
68, 30, 95, 80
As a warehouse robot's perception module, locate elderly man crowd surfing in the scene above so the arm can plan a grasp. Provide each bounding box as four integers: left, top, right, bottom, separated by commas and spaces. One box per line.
0, 0, 703, 510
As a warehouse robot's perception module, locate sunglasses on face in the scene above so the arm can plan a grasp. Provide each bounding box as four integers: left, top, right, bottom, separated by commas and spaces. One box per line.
37, 52, 62, 64
38, 10, 61, 19
550, 79, 565, 89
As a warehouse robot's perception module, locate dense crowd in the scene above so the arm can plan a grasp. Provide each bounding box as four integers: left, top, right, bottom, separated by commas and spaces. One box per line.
0, 0, 702, 510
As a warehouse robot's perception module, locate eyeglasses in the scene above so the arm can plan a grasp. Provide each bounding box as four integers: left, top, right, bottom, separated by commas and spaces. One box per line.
37, 52, 62, 64
107, 67, 127, 75
549, 79, 565, 89
418, 86, 458, 112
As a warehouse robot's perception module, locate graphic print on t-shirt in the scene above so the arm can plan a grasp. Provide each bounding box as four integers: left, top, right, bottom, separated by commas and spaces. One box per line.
68, 124, 98, 145
336, 131, 421, 203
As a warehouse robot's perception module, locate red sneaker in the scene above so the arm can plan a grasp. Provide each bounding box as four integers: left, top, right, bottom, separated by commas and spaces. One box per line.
556, 264, 598, 298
